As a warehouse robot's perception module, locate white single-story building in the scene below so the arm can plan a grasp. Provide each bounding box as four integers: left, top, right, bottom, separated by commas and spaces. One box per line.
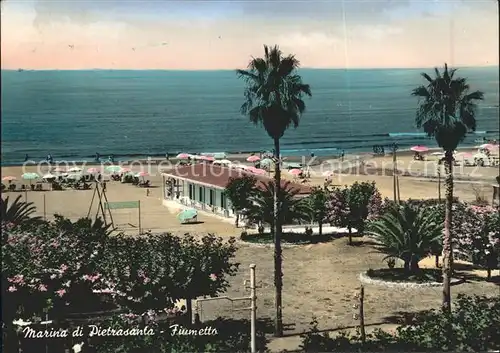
161, 163, 312, 219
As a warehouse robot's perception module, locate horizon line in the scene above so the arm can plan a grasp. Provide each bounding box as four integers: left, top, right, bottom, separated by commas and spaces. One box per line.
2, 65, 499, 72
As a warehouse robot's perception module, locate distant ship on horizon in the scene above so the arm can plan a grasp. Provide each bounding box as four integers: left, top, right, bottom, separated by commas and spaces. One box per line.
17, 68, 24, 72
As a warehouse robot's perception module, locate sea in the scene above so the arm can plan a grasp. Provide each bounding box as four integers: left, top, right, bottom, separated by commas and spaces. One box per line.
1, 67, 499, 166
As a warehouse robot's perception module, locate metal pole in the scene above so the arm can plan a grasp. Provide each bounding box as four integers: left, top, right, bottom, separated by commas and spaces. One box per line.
359, 285, 366, 344
138, 201, 141, 235
43, 193, 46, 221
250, 264, 256, 353
392, 144, 397, 203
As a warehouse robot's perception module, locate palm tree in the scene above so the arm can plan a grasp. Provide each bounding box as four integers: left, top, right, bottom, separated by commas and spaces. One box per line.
411, 63, 484, 311
244, 181, 311, 230
1, 195, 42, 229
236, 45, 311, 336
367, 204, 443, 273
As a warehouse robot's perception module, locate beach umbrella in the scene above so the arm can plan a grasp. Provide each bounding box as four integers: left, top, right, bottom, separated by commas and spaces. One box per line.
177, 208, 198, 223
200, 156, 215, 161
289, 168, 302, 176
478, 143, 492, 149
135, 171, 149, 177
87, 167, 101, 174
410, 145, 429, 153
456, 152, 473, 159
246, 155, 260, 162
105, 165, 122, 173
219, 159, 232, 165
68, 167, 82, 172
430, 152, 444, 156
259, 158, 273, 166
2, 176, 17, 182
322, 171, 334, 177
66, 174, 81, 180
176, 153, 191, 159
213, 152, 227, 159
249, 167, 266, 175
53, 167, 66, 173
42, 173, 56, 180
22, 172, 39, 181
119, 167, 132, 174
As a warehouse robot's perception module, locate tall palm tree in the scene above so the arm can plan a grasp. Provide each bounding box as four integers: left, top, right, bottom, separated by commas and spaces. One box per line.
236, 45, 311, 336
411, 63, 484, 311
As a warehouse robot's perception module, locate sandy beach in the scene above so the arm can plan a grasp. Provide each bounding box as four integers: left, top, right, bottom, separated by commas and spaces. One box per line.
2, 150, 498, 236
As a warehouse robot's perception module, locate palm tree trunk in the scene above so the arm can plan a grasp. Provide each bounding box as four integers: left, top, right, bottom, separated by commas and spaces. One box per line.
319, 221, 323, 236
442, 150, 454, 312
235, 212, 239, 227
273, 138, 283, 337
348, 225, 353, 245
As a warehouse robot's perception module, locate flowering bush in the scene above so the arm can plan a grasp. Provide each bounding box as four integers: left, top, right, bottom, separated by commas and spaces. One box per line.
452, 204, 499, 278
2, 214, 239, 353
100, 233, 239, 313
374, 199, 499, 277
326, 182, 382, 244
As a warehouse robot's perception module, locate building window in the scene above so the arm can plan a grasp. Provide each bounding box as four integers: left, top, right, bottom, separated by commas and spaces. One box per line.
199, 186, 204, 202
188, 184, 193, 199
209, 189, 214, 206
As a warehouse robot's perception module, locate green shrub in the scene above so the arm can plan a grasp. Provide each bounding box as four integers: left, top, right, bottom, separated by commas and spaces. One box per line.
300, 294, 500, 352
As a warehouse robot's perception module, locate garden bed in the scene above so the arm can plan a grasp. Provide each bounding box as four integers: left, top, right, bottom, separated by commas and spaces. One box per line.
239, 232, 336, 246
360, 268, 464, 288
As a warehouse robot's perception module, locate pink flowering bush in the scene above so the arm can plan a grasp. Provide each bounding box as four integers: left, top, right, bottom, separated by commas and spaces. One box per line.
2, 214, 239, 337
452, 204, 499, 279
326, 181, 382, 244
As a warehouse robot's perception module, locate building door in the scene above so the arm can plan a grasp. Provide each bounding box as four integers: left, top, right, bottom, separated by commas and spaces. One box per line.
209, 189, 214, 206
188, 184, 193, 199
199, 186, 204, 203
220, 193, 226, 209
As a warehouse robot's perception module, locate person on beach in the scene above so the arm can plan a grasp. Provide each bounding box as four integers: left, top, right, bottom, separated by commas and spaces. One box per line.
47, 154, 53, 163
95, 152, 100, 162
102, 181, 107, 192
24, 154, 29, 162
341, 150, 345, 162
146, 188, 150, 197
108, 154, 114, 163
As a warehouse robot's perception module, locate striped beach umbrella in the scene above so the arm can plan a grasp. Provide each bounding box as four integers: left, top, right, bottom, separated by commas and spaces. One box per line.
176, 153, 191, 159
87, 167, 101, 174
2, 176, 17, 181
177, 208, 197, 223
289, 168, 302, 176
135, 171, 149, 177
106, 166, 122, 173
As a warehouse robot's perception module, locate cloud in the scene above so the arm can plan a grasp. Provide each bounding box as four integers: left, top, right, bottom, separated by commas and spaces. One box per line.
350, 24, 403, 41
277, 32, 340, 48
239, 0, 411, 22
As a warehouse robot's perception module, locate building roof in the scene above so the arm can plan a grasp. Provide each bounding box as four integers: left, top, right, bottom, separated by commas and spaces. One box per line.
162, 163, 312, 195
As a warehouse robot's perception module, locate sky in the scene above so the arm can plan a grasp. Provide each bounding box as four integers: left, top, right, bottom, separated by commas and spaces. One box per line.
1, 0, 499, 70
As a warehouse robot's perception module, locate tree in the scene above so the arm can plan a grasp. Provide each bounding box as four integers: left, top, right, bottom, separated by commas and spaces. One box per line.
224, 175, 258, 227
327, 182, 382, 245
366, 203, 443, 273
411, 63, 484, 311
244, 181, 311, 229
307, 187, 330, 235
236, 45, 311, 336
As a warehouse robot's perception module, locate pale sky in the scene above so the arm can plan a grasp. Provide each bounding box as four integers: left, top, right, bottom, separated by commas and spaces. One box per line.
1, 0, 499, 70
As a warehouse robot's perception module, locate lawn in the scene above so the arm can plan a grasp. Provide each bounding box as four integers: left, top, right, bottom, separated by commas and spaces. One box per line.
197, 236, 498, 335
